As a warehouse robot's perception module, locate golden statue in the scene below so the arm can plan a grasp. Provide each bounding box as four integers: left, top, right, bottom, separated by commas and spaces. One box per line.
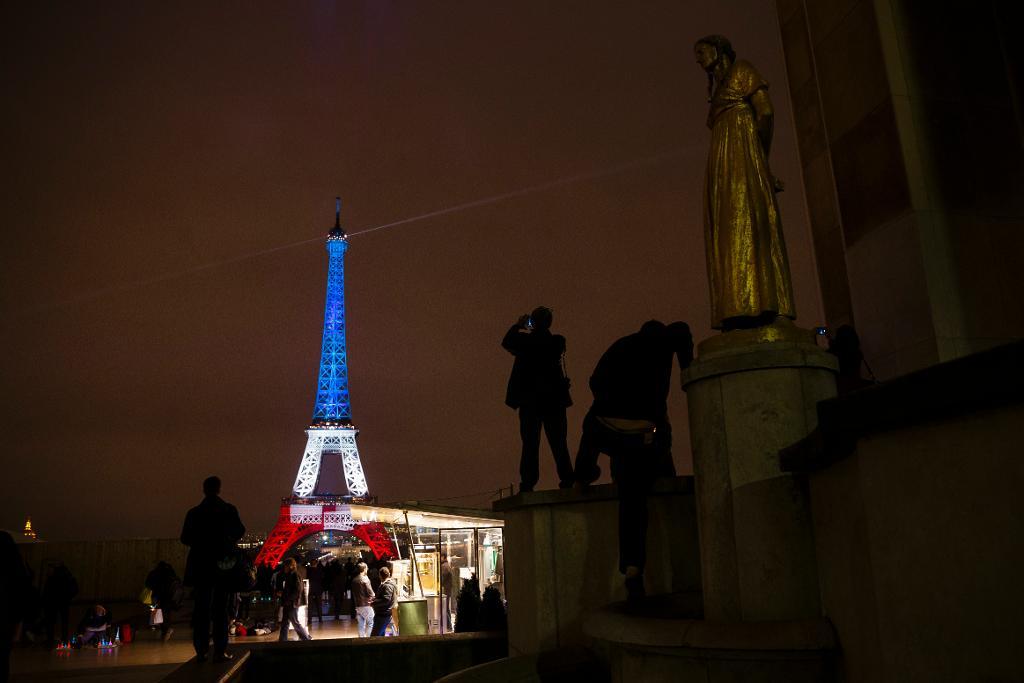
695, 35, 796, 331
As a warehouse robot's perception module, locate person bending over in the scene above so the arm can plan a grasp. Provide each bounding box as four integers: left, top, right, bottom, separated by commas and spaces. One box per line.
574, 320, 693, 601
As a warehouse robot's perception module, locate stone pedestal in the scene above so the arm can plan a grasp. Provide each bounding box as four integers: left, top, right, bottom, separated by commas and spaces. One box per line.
492, 477, 701, 656
584, 607, 837, 683
682, 327, 837, 621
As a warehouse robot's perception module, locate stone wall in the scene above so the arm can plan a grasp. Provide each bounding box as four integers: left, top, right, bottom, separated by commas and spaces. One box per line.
493, 477, 701, 657
782, 340, 1024, 682
18, 538, 186, 602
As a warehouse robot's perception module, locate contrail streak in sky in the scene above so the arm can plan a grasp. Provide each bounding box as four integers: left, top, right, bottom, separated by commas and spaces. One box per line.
349, 148, 684, 238
10, 148, 684, 317
7, 236, 329, 319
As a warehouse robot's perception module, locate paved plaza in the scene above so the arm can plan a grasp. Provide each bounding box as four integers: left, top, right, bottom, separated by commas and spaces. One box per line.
10, 618, 362, 682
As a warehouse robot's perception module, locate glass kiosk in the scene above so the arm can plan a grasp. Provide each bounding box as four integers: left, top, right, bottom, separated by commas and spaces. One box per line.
436, 527, 504, 632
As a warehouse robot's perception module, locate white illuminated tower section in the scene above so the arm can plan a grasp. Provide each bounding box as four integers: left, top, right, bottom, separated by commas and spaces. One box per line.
291, 198, 369, 498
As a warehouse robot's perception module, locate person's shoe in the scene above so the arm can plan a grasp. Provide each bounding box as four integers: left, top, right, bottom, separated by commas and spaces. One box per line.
213, 652, 234, 663
161, 628, 174, 643
624, 574, 646, 602
558, 480, 574, 489
519, 484, 534, 493
195, 653, 208, 663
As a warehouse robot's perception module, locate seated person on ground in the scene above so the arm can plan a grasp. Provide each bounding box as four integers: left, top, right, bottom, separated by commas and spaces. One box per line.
77, 605, 112, 644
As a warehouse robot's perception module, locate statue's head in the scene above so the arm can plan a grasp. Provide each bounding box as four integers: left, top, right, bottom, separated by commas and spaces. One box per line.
694, 35, 735, 72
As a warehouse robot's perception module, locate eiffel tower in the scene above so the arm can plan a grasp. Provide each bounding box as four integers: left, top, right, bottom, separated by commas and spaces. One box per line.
255, 199, 388, 567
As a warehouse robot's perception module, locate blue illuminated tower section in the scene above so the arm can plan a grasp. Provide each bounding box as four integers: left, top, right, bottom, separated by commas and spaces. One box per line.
312, 202, 353, 424
290, 199, 370, 498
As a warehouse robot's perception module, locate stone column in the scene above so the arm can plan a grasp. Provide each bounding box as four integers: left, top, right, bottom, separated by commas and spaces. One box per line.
775, 0, 1024, 379
682, 324, 837, 621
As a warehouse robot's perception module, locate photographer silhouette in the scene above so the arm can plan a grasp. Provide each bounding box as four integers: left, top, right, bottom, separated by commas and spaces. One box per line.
502, 306, 574, 493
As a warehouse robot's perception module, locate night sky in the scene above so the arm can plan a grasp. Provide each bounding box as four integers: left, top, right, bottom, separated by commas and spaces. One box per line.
1, 1, 823, 541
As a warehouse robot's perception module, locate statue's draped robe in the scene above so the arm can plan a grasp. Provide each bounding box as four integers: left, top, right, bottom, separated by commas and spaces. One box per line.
703, 59, 796, 328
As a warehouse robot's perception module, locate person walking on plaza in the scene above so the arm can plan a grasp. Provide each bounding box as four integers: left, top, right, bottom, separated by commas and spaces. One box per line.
574, 320, 693, 601
351, 562, 375, 637
502, 306, 574, 492
145, 561, 181, 642
180, 475, 245, 662
276, 559, 312, 642
42, 561, 77, 646
370, 566, 398, 637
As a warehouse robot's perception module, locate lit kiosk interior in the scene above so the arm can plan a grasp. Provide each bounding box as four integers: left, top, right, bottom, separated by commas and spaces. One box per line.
349, 502, 504, 635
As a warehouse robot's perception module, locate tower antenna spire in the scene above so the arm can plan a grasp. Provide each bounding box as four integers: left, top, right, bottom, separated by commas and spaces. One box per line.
335, 196, 341, 230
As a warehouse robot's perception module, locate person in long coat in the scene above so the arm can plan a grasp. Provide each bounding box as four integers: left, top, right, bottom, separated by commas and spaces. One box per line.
180, 476, 245, 662
276, 559, 311, 642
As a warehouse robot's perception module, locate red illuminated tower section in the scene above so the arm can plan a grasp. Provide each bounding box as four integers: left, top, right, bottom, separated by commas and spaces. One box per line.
254, 200, 392, 568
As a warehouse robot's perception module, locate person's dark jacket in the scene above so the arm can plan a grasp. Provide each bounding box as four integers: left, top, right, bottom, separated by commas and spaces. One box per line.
440, 560, 455, 597
331, 564, 348, 596
589, 323, 691, 420
371, 578, 398, 616
0, 531, 31, 632
180, 495, 245, 587
43, 565, 78, 607
368, 566, 381, 593
277, 572, 305, 609
502, 326, 571, 409
307, 563, 322, 594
